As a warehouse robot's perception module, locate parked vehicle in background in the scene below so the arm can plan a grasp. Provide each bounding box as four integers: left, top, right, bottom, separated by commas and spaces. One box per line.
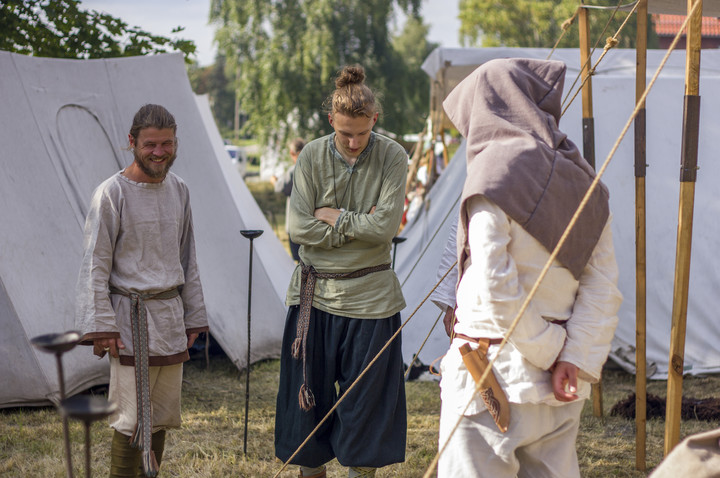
224, 144, 247, 177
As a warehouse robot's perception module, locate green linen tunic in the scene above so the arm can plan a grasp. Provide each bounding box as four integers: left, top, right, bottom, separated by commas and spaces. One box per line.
285, 132, 408, 319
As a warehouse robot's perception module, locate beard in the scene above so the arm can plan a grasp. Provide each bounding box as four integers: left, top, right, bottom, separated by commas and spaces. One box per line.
133, 148, 177, 180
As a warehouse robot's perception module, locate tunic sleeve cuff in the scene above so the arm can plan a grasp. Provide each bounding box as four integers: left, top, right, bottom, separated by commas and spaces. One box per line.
334, 209, 347, 230
79, 331, 121, 346
186, 326, 209, 335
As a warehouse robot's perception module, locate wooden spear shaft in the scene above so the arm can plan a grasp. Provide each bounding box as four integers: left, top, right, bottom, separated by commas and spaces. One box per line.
664, 0, 703, 456
634, 0, 648, 471
578, 4, 603, 417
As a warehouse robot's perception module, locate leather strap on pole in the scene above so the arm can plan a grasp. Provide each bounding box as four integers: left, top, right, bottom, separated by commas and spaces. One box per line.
583, 117, 596, 169
680, 95, 700, 182
634, 108, 647, 178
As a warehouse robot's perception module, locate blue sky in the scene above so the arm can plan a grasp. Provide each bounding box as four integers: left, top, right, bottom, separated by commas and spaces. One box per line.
81, 0, 461, 66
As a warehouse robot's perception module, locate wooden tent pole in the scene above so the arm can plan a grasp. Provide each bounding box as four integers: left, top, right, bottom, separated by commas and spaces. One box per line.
634, 0, 648, 471
664, 0, 703, 456
579, 3, 603, 417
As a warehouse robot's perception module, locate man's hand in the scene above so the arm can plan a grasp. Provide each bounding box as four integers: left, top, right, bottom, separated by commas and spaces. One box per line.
93, 337, 125, 358
442, 306, 456, 337
187, 332, 199, 350
314, 205, 376, 226
314, 207, 342, 226
550, 361, 579, 402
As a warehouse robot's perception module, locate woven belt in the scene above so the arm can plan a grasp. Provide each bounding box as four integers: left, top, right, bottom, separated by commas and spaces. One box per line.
110, 286, 179, 477
292, 262, 391, 411
454, 320, 566, 346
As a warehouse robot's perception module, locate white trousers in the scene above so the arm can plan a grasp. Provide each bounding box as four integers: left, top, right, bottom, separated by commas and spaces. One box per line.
107, 357, 183, 436
438, 399, 584, 478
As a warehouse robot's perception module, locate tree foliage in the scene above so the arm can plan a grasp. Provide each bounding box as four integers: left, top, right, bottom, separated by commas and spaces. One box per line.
210, 0, 432, 147
188, 54, 237, 136
458, 0, 658, 49
387, 16, 438, 136
0, 0, 196, 62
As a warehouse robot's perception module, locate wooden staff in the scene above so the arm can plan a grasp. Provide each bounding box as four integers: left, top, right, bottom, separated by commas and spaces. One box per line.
664, 0, 703, 456
634, 0, 648, 471
579, 4, 602, 417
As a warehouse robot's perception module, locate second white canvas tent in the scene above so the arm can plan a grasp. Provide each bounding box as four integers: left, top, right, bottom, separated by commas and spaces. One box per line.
395, 46, 720, 379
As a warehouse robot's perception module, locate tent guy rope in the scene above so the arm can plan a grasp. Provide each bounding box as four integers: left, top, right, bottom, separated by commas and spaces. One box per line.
560, 0, 639, 115
403, 260, 459, 380
547, 7, 580, 60
561, 1, 640, 118
558, 0, 625, 109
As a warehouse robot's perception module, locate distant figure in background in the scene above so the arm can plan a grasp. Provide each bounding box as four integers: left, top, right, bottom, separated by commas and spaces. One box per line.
271, 137, 305, 261
75, 104, 208, 478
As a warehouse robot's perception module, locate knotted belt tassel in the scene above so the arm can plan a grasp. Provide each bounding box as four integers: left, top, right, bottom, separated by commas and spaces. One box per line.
111, 287, 179, 477
293, 262, 391, 411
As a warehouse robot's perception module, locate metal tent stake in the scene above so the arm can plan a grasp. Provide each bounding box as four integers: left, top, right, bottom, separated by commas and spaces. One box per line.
31, 331, 115, 478
240, 229, 263, 455
31, 331, 82, 478
391, 236, 407, 269
61, 395, 117, 478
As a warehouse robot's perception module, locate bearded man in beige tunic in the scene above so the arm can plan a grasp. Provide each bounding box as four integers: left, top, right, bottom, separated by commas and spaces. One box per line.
76, 104, 208, 477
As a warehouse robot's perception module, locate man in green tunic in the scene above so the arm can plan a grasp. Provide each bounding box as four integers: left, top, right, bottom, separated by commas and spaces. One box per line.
274, 65, 408, 478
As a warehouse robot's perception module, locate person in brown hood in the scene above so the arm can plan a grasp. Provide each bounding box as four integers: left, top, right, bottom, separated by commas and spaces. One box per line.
436, 58, 622, 477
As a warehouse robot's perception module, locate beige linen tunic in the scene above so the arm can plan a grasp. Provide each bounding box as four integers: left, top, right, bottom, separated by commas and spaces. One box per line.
75, 171, 208, 366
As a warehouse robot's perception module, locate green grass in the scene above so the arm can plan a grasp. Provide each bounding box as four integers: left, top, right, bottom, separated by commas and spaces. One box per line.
2, 356, 719, 477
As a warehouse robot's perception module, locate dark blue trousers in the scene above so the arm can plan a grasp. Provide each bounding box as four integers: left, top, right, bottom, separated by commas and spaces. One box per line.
274, 306, 407, 468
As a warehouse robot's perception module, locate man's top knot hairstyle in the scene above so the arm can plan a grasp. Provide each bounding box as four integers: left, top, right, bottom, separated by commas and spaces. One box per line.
335, 65, 365, 88
129, 104, 177, 141
325, 64, 382, 119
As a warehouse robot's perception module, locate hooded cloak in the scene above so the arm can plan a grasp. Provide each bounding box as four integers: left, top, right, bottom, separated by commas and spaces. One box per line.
443, 58, 609, 281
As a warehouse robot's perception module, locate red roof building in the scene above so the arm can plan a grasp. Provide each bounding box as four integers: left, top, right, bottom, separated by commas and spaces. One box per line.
653, 14, 720, 49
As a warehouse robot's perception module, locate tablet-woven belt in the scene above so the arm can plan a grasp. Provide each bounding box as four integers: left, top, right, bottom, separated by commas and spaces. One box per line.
110, 286, 179, 477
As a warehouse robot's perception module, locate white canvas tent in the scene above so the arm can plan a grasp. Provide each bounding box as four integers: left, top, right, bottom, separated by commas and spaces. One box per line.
0, 51, 295, 408
396, 46, 720, 379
